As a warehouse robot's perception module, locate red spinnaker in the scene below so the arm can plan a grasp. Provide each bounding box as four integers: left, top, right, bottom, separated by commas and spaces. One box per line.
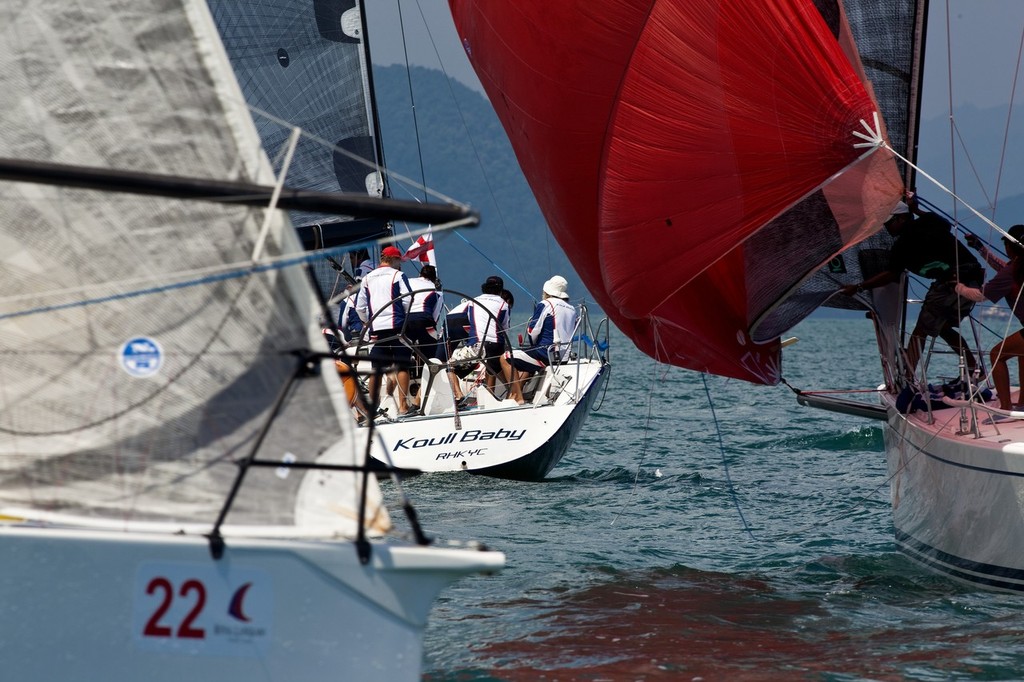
449, 0, 902, 383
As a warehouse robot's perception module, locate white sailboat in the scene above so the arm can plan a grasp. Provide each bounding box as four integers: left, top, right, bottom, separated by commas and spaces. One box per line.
0, 0, 502, 679
357, 292, 609, 480
446, 0, 1024, 590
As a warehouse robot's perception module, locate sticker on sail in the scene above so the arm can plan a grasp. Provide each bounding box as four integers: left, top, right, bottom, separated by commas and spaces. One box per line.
133, 562, 272, 657
118, 337, 163, 377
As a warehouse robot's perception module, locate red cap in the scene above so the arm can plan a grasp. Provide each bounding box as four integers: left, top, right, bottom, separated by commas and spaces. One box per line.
381, 246, 402, 259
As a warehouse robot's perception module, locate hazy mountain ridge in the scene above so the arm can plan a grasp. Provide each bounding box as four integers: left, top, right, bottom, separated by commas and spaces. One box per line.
374, 65, 579, 306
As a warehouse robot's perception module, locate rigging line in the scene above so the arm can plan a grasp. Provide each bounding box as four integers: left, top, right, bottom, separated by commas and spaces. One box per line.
992, 24, 1024, 214
948, 119, 995, 214
0, 223, 466, 319
701, 373, 755, 541
451, 231, 532, 297
610, 355, 661, 527
648, 318, 755, 539
883, 144, 1009, 239
243, 103, 469, 210
151, 14, 467, 212
407, 0, 529, 289
395, 0, 429, 204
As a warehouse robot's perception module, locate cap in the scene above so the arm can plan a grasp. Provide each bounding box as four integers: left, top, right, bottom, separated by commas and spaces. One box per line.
1007, 224, 1024, 241
485, 275, 504, 289
381, 246, 402, 259
543, 275, 569, 299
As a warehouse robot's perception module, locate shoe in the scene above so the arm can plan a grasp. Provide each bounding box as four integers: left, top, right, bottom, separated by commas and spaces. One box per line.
455, 397, 474, 410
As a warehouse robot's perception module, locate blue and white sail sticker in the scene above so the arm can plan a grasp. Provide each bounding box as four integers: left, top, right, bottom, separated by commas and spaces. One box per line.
118, 337, 164, 377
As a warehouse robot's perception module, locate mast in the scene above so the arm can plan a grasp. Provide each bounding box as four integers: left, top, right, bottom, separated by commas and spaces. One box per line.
905, 0, 931, 187
358, 0, 392, 203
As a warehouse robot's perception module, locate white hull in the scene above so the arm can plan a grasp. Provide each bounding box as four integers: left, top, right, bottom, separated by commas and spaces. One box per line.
371, 358, 607, 479
885, 395, 1024, 591
0, 523, 502, 680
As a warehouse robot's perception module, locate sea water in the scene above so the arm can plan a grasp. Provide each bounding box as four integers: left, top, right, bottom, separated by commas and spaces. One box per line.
382, 317, 1024, 681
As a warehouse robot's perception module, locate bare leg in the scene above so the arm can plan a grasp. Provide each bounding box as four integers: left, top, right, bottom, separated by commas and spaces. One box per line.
448, 370, 464, 401
367, 374, 381, 412
991, 331, 1024, 410
501, 356, 525, 404
1016, 356, 1024, 408
396, 369, 411, 413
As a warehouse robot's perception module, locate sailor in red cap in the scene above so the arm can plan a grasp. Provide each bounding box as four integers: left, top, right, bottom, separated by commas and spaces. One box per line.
356, 245, 414, 416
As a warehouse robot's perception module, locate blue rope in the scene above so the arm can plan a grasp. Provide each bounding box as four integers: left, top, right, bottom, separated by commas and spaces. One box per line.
0, 238, 385, 322
700, 373, 756, 541
574, 334, 609, 352
452, 231, 531, 297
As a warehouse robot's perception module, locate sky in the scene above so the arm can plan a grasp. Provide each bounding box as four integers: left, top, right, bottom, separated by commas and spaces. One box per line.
367, 1, 1024, 112
365, 1, 1024, 208
924, 0, 1024, 113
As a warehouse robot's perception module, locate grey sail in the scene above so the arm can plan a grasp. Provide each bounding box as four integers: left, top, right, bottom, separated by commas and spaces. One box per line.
0, 0, 387, 533
208, 0, 390, 251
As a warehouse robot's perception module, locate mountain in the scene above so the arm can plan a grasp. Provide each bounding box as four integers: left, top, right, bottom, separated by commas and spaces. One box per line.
373, 64, 580, 308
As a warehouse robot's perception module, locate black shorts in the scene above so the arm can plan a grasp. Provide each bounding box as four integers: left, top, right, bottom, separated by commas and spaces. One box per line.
482, 339, 506, 375
368, 329, 412, 369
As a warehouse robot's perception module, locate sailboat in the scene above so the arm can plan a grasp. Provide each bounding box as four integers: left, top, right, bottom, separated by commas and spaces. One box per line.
204, 0, 610, 481
448, 0, 1024, 590
0, 0, 503, 679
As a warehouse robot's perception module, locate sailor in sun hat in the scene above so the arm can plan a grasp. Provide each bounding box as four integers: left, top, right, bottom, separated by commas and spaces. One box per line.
505, 275, 579, 404
542, 275, 570, 300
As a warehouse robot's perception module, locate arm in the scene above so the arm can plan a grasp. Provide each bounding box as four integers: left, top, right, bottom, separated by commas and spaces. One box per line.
526, 303, 547, 345
979, 245, 1007, 271
955, 282, 985, 303
839, 270, 899, 297
394, 273, 413, 311
355, 285, 369, 323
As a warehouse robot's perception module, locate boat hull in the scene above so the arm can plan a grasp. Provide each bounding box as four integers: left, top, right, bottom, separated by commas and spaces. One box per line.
0, 525, 502, 681
372, 361, 607, 480
885, 400, 1024, 591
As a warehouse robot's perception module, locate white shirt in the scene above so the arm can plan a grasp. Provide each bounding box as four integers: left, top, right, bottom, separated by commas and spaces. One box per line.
355, 265, 411, 331
407, 276, 444, 325
469, 293, 510, 344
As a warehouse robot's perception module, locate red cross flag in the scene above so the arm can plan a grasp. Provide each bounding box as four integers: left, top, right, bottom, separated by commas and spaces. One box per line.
402, 230, 436, 266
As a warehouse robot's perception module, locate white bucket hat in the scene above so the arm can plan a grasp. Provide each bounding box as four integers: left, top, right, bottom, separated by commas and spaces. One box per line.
542, 275, 569, 299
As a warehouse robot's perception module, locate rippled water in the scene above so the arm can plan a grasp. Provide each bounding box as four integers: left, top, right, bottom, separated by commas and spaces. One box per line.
381, 318, 1024, 681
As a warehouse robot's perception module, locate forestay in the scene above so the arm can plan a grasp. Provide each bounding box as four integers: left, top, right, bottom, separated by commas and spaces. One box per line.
0, 0, 387, 534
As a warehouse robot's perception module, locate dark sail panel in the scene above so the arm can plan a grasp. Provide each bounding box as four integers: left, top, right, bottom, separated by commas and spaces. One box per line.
208, 0, 389, 242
